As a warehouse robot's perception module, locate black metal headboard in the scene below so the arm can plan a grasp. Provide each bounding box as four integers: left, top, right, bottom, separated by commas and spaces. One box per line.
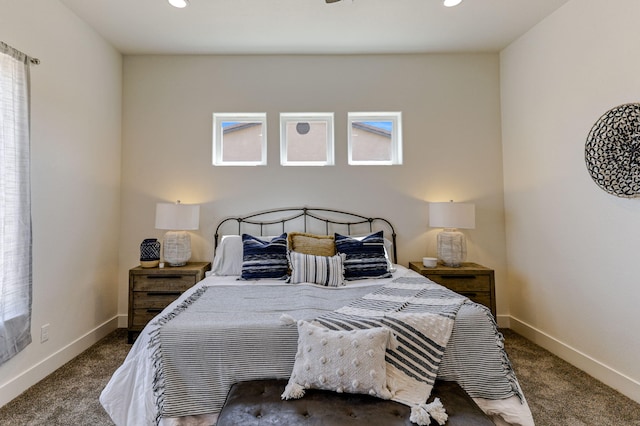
214, 206, 398, 264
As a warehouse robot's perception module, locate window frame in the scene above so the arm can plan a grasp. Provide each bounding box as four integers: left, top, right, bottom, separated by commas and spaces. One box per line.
212, 112, 268, 166
280, 112, 335, 166
347, 112, 403, 166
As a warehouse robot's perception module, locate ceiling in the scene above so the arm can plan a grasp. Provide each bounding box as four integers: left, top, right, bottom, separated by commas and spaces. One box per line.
59, 0, 570, 55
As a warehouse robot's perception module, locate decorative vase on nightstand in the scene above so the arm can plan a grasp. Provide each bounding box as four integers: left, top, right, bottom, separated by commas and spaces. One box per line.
140, 238, 160, 268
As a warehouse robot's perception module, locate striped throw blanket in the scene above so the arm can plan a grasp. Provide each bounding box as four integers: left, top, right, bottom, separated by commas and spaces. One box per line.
311, 276, 466, 425
147, 276, 522, 424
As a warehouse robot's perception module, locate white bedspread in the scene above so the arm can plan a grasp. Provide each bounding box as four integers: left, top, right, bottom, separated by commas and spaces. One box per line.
100, 266, 534, 426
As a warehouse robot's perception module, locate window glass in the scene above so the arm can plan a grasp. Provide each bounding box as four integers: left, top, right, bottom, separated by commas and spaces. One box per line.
348, 112, 402, 165
213, 113, 267, 166
280, 113, 334, 166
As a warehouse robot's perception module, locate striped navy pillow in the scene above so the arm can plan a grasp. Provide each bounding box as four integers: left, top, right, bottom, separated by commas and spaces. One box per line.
288, 251, 346, 287
240, 233, 289, 280
335, 231, 392, 280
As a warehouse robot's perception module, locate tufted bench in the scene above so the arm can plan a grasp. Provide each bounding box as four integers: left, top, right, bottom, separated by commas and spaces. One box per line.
217, 379, 494, 426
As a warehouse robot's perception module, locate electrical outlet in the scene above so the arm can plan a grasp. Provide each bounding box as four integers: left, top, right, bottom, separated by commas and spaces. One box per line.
41, 324, 50, 343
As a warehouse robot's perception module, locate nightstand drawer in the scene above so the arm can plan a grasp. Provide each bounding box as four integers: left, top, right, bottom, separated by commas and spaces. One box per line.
132, 274, 196, 292
131, 308, 165, 328
133, 291, 183, 309
456, 291, 491, 308
425, 274, 491, 293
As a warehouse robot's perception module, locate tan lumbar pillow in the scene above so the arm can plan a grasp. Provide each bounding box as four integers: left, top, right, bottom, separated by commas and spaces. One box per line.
288, 232, 335, 257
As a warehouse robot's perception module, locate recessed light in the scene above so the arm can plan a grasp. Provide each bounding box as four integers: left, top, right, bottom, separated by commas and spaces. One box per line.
443, 0, 462, 7
168, 0, 189, 8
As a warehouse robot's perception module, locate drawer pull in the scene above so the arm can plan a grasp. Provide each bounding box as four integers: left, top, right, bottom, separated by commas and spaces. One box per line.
146, 291, 182, 296
148, 275, 184, 279
440, 275, 477, 279
146, 308, 163, 313
460, 292, 478, 297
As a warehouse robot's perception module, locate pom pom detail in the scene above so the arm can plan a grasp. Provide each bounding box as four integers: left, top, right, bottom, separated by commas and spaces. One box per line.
281, 382, 305, 400
279, 314, 297, 325
410, 405, 430, 425
409, 399, 448, 426
426, 398, 448, 425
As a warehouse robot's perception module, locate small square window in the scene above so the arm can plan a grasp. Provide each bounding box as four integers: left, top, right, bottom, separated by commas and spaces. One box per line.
213, 113, 267, 166
280, 113, 334, 166
348, 112, 402, 165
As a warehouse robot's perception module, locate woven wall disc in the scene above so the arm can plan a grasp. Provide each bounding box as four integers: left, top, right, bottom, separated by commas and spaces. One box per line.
585, 103, 640, 197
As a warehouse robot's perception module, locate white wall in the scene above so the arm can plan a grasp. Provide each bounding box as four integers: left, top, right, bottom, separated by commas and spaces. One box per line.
501, 0, 640, 403
0, 0, 122, 406
120, 53, 509, 321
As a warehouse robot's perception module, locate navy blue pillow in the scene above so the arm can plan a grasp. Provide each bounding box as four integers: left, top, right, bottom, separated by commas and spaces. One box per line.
335, 231, 391, 280
241, 233, 289, 280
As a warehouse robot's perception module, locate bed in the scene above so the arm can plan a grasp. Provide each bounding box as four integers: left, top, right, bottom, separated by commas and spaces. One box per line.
100, 207, 535, 426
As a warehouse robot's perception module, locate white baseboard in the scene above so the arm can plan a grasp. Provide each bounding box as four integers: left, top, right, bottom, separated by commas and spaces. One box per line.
509, 316, 640, 404
496, 314, 511, 329
117, 313, 128, 328
0, 316, 119, 408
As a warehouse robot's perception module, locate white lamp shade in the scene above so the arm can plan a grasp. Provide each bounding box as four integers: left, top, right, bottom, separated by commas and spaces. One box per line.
155, 203, 200, 231
429, 202, 475, 229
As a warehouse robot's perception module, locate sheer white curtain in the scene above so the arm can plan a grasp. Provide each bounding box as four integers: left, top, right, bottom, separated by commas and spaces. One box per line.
0, 42, 32, 365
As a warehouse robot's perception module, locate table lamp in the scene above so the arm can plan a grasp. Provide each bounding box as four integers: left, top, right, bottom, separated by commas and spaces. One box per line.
155, 200, 200, 266
429, 201, 475, 267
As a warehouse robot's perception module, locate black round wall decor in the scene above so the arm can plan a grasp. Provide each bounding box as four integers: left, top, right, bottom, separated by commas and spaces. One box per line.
296, 122, 310, 135
585, 103, 640, 198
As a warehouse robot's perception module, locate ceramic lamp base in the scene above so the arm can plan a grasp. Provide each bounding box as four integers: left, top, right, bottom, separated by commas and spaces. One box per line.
163, 231, 191, 267
436, 228, 466, 267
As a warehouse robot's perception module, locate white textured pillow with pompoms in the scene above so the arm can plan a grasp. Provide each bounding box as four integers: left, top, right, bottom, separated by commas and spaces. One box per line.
281, 320, 392, 401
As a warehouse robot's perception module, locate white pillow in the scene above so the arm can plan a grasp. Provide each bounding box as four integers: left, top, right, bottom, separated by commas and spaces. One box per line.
282, 321, 392, 401
211, 235, 243, 275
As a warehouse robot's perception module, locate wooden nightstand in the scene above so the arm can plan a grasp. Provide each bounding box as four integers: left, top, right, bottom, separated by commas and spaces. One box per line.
408, 261, 496, 317
128, 261, 211, 343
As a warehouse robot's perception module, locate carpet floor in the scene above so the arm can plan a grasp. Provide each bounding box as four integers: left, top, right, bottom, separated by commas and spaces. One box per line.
0, 328, 638, 425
